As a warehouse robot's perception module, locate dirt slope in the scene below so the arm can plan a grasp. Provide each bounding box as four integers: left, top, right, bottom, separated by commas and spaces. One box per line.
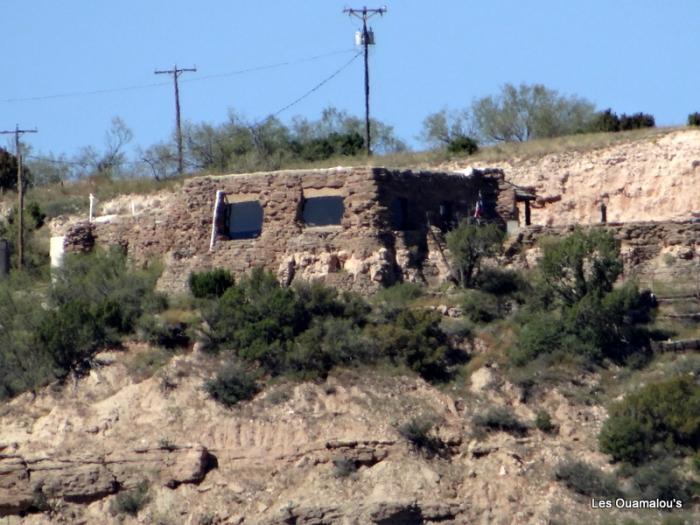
0, 344, 627, 525
450, 129, 700, 226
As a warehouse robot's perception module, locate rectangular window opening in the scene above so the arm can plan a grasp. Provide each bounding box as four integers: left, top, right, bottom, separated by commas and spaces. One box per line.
224, 201, 263, 239
439, 201, 454, 230
302, 196, 344, 226
389, 197, 415, 230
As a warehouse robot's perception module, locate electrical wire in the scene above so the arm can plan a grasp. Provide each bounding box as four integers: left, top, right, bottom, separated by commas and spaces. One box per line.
181, 48, 357, 84
22, 51, 363, 166
0, 48, 358, 104
270, 51, 361, 118
24, 154, 147, 168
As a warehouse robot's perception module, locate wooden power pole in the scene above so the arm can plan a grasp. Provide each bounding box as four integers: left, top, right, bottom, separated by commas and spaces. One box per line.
343, 6, 387, 157
155, 65, 196, 174
0, 125, 37, 270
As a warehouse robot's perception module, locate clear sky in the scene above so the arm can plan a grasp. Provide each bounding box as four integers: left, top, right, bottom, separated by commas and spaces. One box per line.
2, 0, 699, 158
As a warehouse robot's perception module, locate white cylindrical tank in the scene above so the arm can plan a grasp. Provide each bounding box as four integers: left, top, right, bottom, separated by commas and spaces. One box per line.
355, 30, 362, 46
50, 236, 65, 269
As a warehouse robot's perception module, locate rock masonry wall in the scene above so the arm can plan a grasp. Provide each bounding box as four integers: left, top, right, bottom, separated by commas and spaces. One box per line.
54, 167, 515, 294
506, 220, 700, 285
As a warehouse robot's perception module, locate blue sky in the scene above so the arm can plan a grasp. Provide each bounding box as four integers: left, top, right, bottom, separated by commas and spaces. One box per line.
2, 0, 698, 158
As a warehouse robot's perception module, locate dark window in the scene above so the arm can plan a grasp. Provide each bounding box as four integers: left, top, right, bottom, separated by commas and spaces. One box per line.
439, 201, 454, 230
389, 197, 416, 230
225, 201, 263, 239
302, 196, 344, 226
439, 201, 453, 222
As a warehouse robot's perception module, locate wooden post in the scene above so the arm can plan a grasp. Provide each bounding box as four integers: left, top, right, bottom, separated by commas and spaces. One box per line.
524, 200, 531, 226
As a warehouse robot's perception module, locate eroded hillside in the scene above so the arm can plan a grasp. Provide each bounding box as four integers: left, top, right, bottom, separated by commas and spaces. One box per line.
0, 343, 638, 525
449, 129, 700, 226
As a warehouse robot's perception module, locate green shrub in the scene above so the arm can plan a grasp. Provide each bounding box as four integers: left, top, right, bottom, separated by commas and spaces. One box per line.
511, 282, 651, 367
200, 270, 305, 367
472, 407, 528, 436
688, 112, 700, 127
554, 459, 621, 498
198, 268, 375, 377
332, 457, 358, 478
462, 290, 504, 323
475, 268, 526, 297
619, 112, 655, 131
599, 376, 700, 464
587, 109, 655, 133
397, 416, 444, 456
205, 363, 259, 407
0, 200, 48, 273
188, 268, 234, 299
137, 315, 190, 349
51, 248, 163, 335
538, 229, 622, 307
446, 222, 504, 288
692, 451, 700, 475
447, 135, 478, 155
294, 281, 370, 326
510, 311, 599, 366
110, 481, 150, 517
38, 300, 107, 378
368, 309, 458, 382
286, 317, 371, 379
535, 410, 556, 433
588, 109, 621, 132
630, 459, 692, 504
0, 281, 54, 399
375, 282, 424, 311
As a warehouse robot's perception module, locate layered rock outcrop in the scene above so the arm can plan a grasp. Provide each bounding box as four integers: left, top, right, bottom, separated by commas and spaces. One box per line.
451, 129, 700, 226
0, 347, 632, 524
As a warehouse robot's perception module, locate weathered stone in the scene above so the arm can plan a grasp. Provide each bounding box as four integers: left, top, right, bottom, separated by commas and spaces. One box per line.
54, 167, 516, 295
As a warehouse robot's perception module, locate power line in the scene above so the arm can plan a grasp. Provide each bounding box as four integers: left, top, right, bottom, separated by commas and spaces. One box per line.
181, 49, 356, 84
155, 66, 197, 175
343, 6, 387, 157
271, 52, 362, 118
0, 49, 358, 104
24, 154, 146, 168
0, 125, 38, 270
23, 52, 363, 168
0, 82, 170, 103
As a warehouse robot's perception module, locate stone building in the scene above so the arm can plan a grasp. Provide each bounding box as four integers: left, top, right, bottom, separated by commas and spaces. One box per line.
51, 166, 520, 294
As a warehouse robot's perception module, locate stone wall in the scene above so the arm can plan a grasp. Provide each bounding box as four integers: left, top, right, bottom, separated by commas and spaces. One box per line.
505, 220, 700, 285
54, 166, 515, 294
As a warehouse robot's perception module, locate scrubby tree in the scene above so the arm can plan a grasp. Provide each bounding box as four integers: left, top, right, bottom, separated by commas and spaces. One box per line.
587, 109, 655, 133
72, 117, 134, 179
471, 83, 596, 143
293, 106, 406, 155
183, 106, 407, 175
510, 229, 652, 367
446, 222, 505, 287
538, 228, 622, 307
0, 148, 22, 191
140, 142, 178, 181
420, 108, 478, 154
688, 112, 700, 127
24, 153, 70, 186
599, 376, 700, 464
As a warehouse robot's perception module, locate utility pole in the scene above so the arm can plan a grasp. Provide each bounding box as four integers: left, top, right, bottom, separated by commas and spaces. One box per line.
154, 65, 196, 174
0, 125, 37, 270
343, 6, 387, 157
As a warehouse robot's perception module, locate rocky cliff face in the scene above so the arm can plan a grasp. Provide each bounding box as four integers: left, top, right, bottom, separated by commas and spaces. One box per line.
451, 129, 700, 226
0, 345, 621, 525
